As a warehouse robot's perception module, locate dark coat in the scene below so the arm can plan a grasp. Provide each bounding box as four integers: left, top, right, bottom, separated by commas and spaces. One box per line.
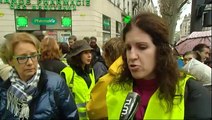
91, 45, 101, 60
0, 69, 79, 120
92, 56, 107, 82
39, 59, 66, 74
93, 61, 107, 82
184, 79, 211, 119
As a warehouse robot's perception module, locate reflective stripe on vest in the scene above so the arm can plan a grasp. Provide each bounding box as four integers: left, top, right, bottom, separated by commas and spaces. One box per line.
106, 75, 192, 119
61, 66, 95, 119
77, 102, 87, 118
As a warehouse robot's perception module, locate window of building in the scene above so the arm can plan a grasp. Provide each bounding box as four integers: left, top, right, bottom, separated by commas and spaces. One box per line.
102, 15, 111, 44
116, 21, 122, 37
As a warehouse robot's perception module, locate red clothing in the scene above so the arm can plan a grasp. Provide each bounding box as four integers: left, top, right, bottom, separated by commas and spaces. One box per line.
133, 79, 158, 120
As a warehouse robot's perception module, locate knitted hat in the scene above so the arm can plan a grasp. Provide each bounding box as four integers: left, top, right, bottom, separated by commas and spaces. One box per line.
69, 40, 93, 57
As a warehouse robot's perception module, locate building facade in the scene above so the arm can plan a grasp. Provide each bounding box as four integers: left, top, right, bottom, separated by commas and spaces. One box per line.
180, 14, 191, 38
0, 0, 155, 46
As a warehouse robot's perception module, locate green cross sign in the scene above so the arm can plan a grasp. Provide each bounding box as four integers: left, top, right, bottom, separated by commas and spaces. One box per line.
123, 15, 131, 24
61, 17, 72, 27
16, 16, 28, 27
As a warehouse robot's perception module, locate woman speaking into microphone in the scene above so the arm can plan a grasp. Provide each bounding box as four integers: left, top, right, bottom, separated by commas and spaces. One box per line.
106, 12, 211, 119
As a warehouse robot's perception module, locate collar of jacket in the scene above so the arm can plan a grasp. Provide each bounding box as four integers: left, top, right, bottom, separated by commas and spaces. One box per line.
108, 56, 123, 75
0, 68, 48, 97
71, 64, 92, 75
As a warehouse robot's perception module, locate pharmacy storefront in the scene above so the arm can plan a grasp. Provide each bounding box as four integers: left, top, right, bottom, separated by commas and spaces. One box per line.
0, 0, 90, 43
0, 0, 123, 46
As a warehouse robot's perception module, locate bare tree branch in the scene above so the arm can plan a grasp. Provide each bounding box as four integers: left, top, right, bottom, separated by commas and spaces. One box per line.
158, 0, 190, 43
177, 0, 189, 12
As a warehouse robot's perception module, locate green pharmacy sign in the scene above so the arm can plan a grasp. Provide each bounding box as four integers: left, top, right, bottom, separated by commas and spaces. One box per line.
61, 17, 72, 27
2, 0, 91, 10
32, 17, 57, 25
16, 16, 28, 27
123, 15, 131, 24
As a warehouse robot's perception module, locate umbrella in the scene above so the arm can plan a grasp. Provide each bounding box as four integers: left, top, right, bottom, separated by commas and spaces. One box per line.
175, 30, 211, 55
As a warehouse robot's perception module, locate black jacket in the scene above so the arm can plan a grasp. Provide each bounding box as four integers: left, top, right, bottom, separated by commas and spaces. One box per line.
39, 59, 66, 74
184, 78, 211, 119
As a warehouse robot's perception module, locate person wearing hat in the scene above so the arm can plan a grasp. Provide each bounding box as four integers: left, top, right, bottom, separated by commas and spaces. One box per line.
60, 40, 95, 120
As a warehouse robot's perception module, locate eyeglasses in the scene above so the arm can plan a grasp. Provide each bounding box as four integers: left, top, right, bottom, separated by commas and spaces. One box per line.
13, 54, 40, 64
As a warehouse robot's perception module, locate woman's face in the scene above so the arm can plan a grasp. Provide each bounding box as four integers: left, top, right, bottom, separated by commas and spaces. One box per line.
9, 42, 38, 81
81, 50, 92, 65
125, 25, 156, 80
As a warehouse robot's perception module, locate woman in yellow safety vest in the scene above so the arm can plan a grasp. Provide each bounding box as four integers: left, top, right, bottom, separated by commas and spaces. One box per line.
61, 40, 95, 119
86, 37, 124, 119
106, 12, 211, 120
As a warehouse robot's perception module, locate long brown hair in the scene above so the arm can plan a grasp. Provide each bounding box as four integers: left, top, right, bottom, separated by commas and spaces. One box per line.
118, 12, 180, 112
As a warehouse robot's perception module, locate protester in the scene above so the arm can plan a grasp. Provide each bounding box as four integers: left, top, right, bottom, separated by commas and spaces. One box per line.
92, 50, 107, 82
0, 32, 79, 119
69, 35, 77, 42
83, 36, 90, 43
92, 56, 107, 82
182, 58, 211, 89
105, 13, 211, 119
183, 51, 201, 64
39, 36, 66, 74
183, 50, 210, 90
61, 40, 95, 119
87, 37, 124, 119
192, 43, 210, 63
89, 36, 107, 81
102, 37, 124, 67
68, 35, 77, 51
0, 58, 12, 81
31, 31, 45, 41
3, 33, 13, 40
59, 42, 70, 66
0, 34, 17, 81
172, 46, 184, 69
89, 36, 101, 61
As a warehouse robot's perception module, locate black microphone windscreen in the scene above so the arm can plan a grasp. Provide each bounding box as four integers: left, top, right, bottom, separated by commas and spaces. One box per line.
119, 92, 141, 120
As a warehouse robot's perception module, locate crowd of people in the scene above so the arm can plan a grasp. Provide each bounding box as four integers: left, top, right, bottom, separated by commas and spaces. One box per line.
0, 12, 211, 120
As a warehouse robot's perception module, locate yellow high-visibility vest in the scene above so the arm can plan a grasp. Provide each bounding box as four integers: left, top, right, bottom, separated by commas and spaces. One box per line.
61, 66, 95, 119
106, 75, 192, 119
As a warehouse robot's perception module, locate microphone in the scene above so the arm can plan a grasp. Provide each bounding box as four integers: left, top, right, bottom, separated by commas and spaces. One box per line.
119, 92, 141, 120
